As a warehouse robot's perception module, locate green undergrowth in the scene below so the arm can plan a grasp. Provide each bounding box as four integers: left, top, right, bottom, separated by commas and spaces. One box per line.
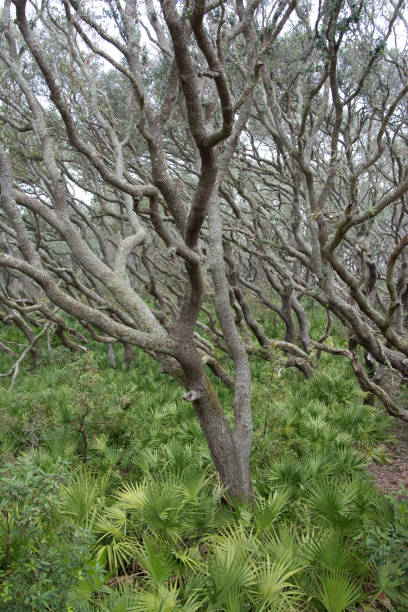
0, 325, 407, 611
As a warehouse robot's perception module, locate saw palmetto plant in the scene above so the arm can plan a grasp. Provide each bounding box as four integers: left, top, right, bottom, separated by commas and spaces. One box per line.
1, 332, 407, 610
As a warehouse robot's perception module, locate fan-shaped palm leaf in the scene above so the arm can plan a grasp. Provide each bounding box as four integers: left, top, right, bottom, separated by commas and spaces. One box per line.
254, 488, 291, 533
134, 536, 176, 585
252, 554, 303, 611
313, 570, 364, 612
205, 540, 255, 609
300, 531, 366, 576
95, 538, 137, 574
369, 561, 408, 608
61, 471, 104, 525
143, 481, 183, 543
128, 583, 180, 611
305, 480, 362, 534
266, 458, 305, 491
263, 524, 302, 571
114, 481, 147, 511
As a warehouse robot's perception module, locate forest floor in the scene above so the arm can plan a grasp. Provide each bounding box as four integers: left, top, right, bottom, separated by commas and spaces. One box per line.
369, 420, 408, 496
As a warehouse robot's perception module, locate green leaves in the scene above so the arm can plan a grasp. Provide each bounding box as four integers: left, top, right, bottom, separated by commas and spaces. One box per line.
205, 542, 254, 608
1, 337, 406, 610
61, 471, 106, 526
0, 454, 92, 611
135, 536, 177, 585
253, 555, 303, 611
253, 488, 291, 533
305, 479, 364, 534
300, 531, 365, 577
114, 481, 147, 510
314, 570, 364, 612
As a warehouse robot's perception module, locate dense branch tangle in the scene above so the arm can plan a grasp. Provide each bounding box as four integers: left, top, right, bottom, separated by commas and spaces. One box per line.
1, 0, 408, 497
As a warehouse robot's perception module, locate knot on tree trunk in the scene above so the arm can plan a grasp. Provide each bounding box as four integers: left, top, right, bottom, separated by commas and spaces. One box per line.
183, 389, 203, 402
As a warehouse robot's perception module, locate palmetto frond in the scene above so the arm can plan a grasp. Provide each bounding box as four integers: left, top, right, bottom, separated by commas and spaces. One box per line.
127, 583, 183, 611
61, 470, 105, 526
305, 369, 365, 406
334, 448, 367, 472
143, 481, 184, 543
134, 448, 160, 474
163, 440, 196, 476
369, 561, 408, 608
300, 530, 366, 576
179, 472, 209, 502
313, 569, 364, 612
300, 414, 333, 445
263, 524, 303, 571
254, 488, 291, 533
133, 535, 176, 585
88, 433, 109, 454
45, 430, 78, 460
67, 558, 107, 611
96, 584, 140, 612
266, 458, 305, 491
304, 479, 363, 534
201, 535, 255, 609
114, 481, 147, 511
87, 434, 123, 468
252, 554, 303, 611
95, 538, 137, 574
171, 545, 204, 574
209, 523, 258, 558
302, 450, 339, 479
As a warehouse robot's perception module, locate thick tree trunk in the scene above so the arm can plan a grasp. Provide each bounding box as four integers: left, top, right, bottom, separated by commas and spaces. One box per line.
177, 342, 253, 501
193, 397, 253, 500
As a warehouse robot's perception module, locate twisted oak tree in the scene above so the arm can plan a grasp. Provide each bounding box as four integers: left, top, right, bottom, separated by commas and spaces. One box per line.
0, 0, 298, 498
1, 0, 408, 499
